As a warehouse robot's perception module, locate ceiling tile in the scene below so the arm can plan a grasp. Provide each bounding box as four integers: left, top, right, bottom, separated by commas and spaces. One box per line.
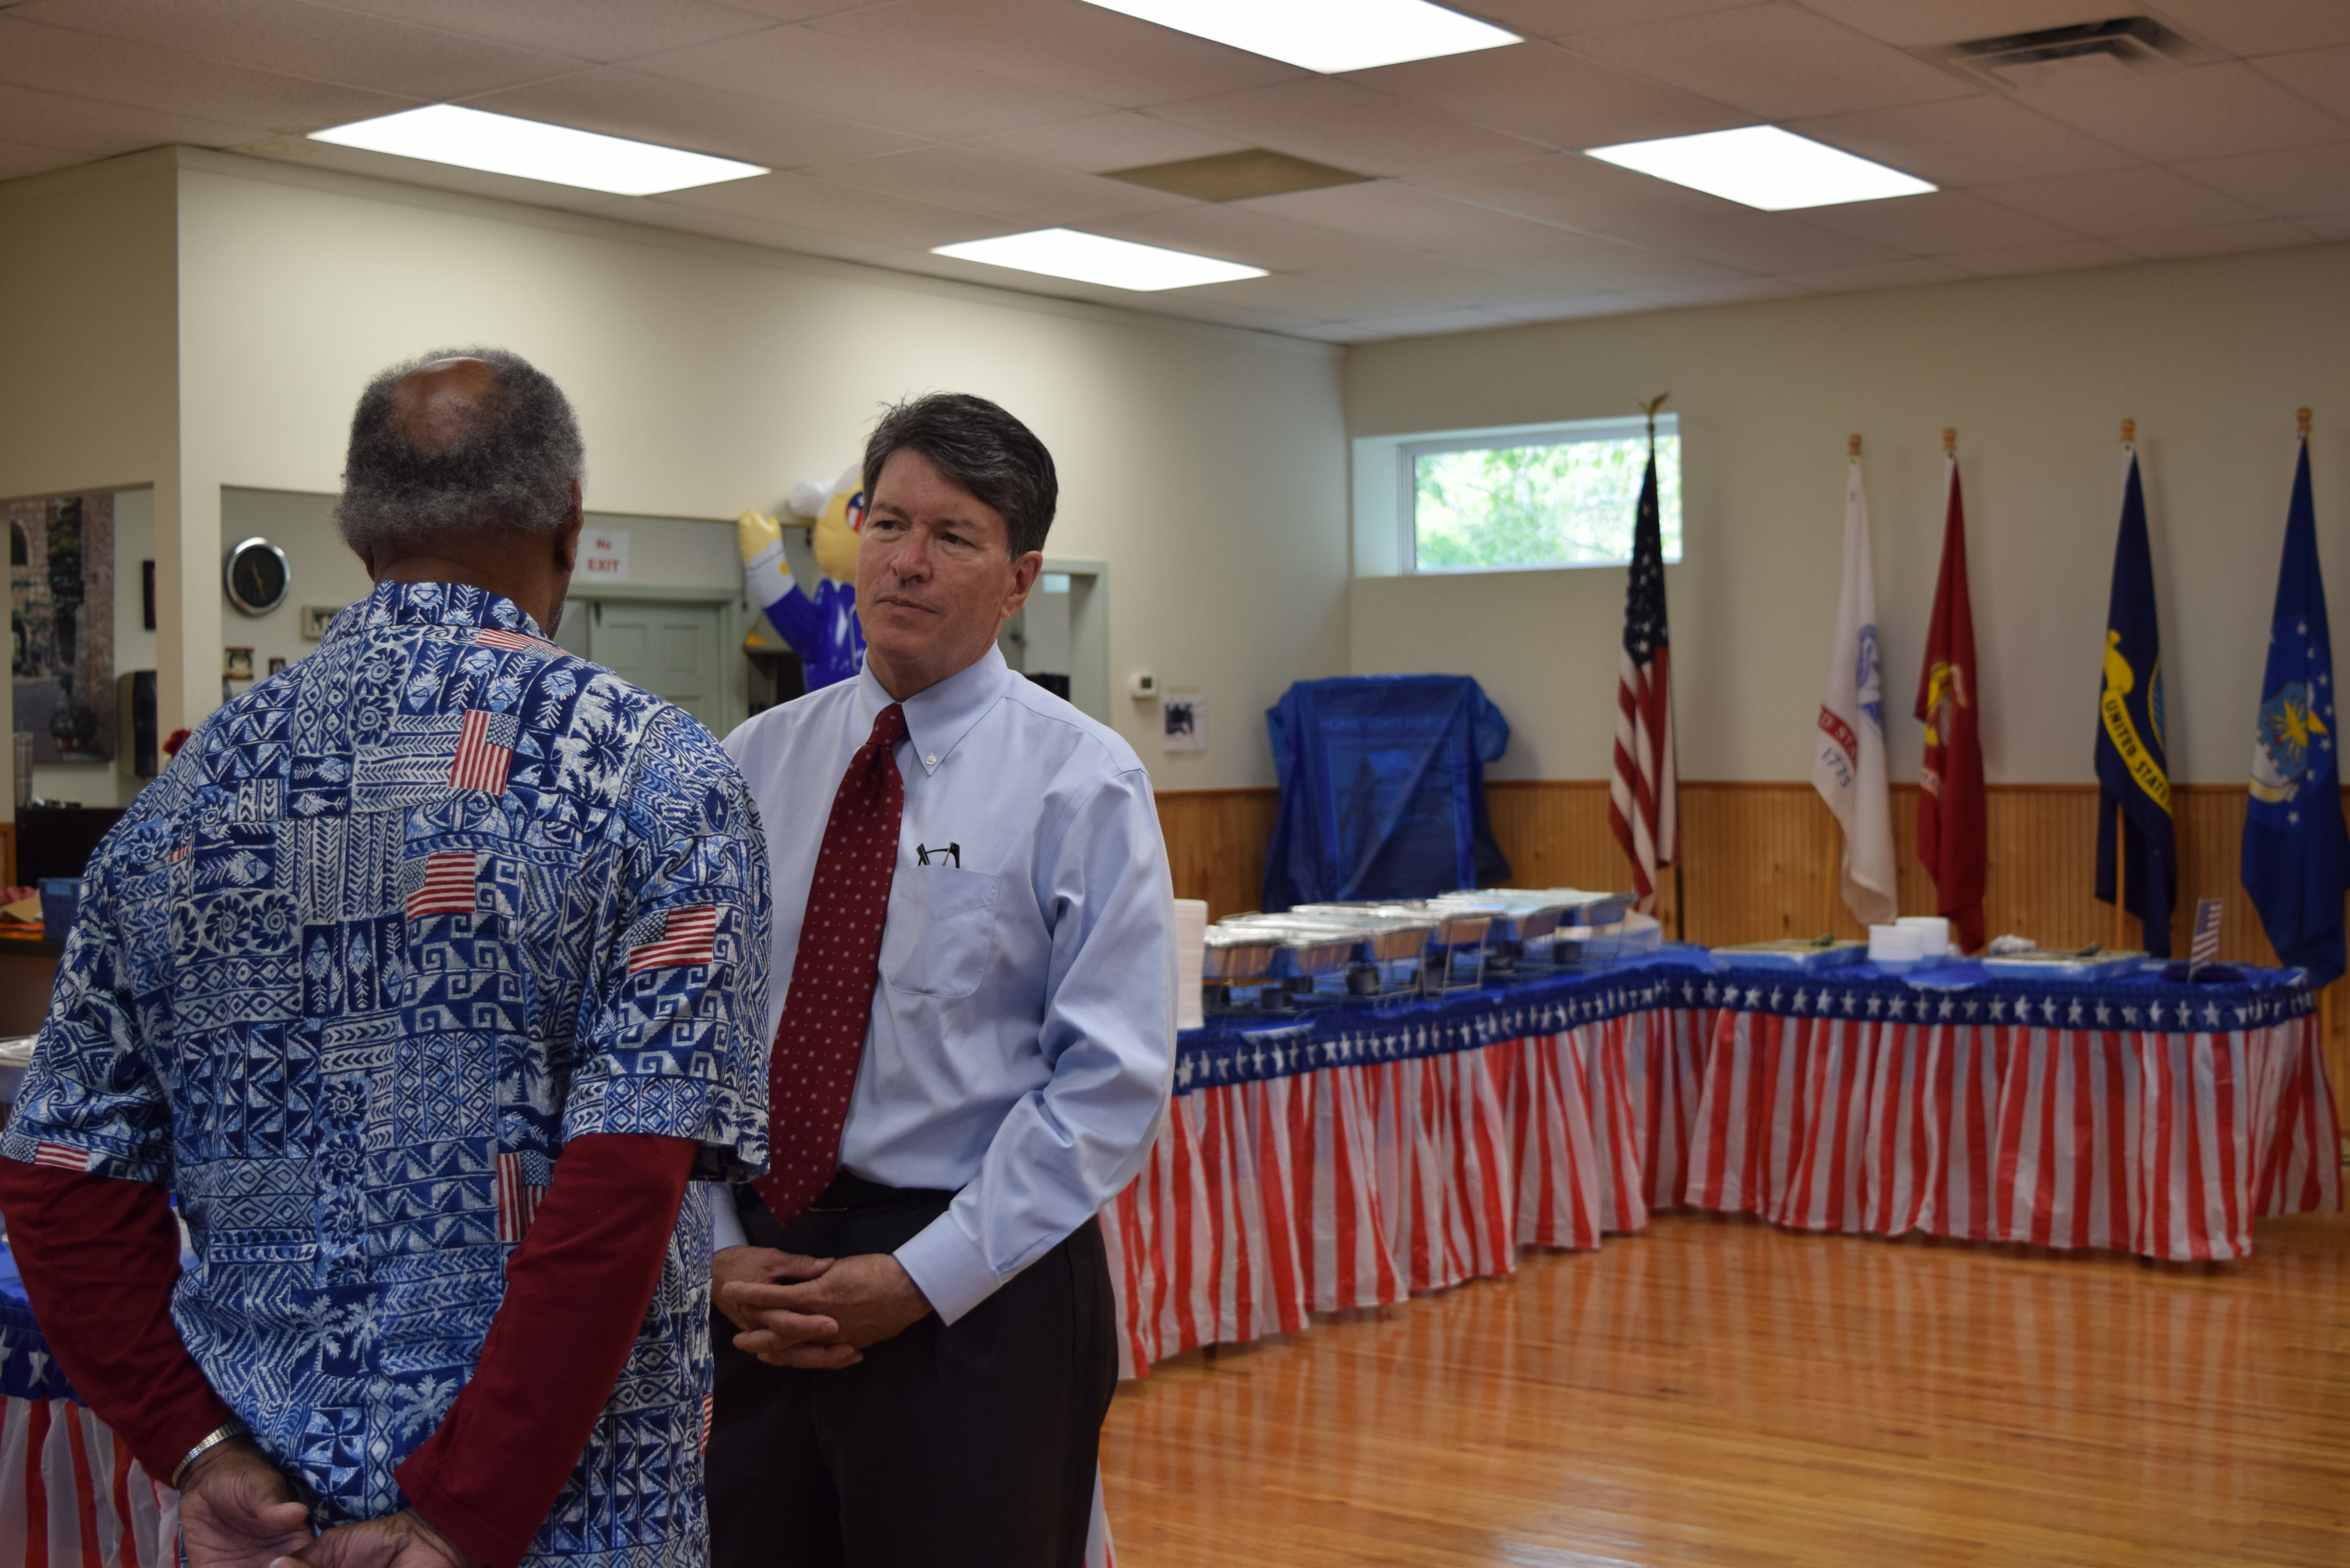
1344, 40, 1741, 151
1487, 292, 1648, 322
1562, 3, 1976, 119
0, 80, 258, 151
1630, 275, 1806, 306
809, 0, 1301, 108
1303, 307, 1520, 342
2299, 211, 2350, 239
2251, 45, 2350, 120
0, 15, 413, 132
2173, 142, 2350, 217
1785, 96, 2138, 188
1799, 190, 2078, 253
303, 0, 776, 64
1410, 152, 1730, 232
617, 197, 897, 263
8, 0, 582, 100
650, 168, 1004, 248
797, 144, 1192, 224
1782, 256, 1967, 291
631, 24, 1111, 141
2113, 218, 2320, 259
1975, 164, 2266, 235
964, 112, 1246, 173
1237, 180, 1570, 251
0, 139, 87, 179
1940, 237, 2136, 275
1591, 206, 1909, 271
2017, 63, 2350, 163
2146, 0, 2350, 56
1791, 0, 2123, 49
1453, 1, 1758, 39
1090, 202, 1392, 271
1148, 77, 1548, 178
464, 67, 921, 169
1441, 229, 1743, 291
1195, 270, 1396, 319
1291, 255, 1571, 312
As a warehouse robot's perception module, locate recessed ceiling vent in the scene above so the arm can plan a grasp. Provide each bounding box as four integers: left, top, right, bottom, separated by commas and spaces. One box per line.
1104, 149, 1369, 203
1917, 16, 2213, 93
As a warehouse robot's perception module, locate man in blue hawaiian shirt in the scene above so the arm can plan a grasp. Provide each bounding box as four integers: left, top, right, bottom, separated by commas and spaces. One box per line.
0, 349, 808, 1568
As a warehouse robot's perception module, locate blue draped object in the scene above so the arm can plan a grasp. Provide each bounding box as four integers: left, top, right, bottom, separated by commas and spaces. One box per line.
1262, 675, 1511, 911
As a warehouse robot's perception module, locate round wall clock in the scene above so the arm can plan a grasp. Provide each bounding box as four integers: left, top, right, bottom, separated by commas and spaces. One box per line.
224, 536, 291, 616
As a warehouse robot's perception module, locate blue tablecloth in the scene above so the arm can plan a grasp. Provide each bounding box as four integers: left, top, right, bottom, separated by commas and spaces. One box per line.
1174, 947, 2316, 1094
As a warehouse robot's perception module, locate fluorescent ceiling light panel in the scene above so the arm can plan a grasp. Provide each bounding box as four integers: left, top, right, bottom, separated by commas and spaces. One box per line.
1080, 0, 1518, 73
1584, 125, 1934, 211
309, 105, 765, 197
931, 229, 1266, 291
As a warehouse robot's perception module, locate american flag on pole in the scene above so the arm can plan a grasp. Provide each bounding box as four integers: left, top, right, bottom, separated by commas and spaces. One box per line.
1609, 437, 1677, 913
2190, 896, 2222, 975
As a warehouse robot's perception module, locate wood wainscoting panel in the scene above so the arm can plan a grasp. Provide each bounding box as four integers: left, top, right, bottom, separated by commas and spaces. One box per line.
1155, 788, 1280, 922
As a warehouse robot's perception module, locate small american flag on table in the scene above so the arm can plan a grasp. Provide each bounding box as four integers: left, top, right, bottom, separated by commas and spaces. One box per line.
2189, 897, 2222, 975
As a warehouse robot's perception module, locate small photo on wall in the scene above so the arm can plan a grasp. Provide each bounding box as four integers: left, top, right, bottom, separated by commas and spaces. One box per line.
267, 656, 288, 676
1160, 690, 1206, 753
224, 646, 254, 681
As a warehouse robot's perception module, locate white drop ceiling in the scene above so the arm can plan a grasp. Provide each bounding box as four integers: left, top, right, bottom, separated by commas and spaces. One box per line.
1, 0, 2344, 341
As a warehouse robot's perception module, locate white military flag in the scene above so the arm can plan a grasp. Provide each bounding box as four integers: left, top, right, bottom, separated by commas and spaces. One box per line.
1812, 454, 1898, 927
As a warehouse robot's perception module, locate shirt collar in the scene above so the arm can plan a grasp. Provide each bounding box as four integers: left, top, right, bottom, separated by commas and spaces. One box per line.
333, 580, 551, 645
855, 643, 1013, 777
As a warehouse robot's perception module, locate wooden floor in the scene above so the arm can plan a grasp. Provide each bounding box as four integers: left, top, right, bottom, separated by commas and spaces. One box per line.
1100, 1208, 2350, 1567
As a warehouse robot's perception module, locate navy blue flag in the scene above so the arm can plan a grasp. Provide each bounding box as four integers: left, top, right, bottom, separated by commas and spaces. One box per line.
2095, 450, 2176, 954
2242, 435, 2350, 985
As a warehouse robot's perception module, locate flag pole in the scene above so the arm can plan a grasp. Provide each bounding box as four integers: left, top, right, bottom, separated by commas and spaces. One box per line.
1821, 431, 1865, 938
2113, 418, 2136, 953
1638, 390, 1683, 943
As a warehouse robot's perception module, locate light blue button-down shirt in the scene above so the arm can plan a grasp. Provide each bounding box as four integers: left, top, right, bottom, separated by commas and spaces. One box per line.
717, 644, 1174, 1323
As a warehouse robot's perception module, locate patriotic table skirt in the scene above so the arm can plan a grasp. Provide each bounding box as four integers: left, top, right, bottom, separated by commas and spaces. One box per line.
1102, 954, 2342, 1374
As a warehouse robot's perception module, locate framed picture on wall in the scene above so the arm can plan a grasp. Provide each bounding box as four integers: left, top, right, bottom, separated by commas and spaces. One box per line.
267, 656, 287, 676
224, 646, 254, 681
9, 492, 117, 765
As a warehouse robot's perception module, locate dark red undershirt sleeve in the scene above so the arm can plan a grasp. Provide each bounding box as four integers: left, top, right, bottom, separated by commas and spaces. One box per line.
394, 1132, 699, 1568
0, 1161, 233, 1479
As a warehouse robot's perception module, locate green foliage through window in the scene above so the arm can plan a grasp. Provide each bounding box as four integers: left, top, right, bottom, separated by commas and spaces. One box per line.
1413, 435, 1681, 571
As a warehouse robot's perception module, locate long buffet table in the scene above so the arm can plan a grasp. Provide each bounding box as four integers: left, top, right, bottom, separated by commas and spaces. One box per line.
1, 949, 2340, 1562
1100, 948, 2343, 1375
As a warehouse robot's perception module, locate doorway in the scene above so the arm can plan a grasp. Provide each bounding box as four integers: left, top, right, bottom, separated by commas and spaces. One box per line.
554, 590, 745, 739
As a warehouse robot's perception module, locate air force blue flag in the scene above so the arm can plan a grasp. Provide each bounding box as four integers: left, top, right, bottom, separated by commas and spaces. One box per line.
2242, 432, 2350, 985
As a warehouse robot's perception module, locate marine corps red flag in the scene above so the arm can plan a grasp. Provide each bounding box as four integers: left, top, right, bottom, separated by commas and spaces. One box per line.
1915, 441, 1986, 951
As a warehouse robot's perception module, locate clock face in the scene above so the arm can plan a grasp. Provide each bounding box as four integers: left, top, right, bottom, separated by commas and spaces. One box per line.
224, 538, 290, 615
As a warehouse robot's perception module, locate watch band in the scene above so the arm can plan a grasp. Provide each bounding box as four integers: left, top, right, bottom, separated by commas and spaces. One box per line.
170, 1419, 250, 1490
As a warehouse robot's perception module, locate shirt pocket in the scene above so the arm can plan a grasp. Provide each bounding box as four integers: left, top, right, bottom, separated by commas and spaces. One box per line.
881, 866, 1003, 1000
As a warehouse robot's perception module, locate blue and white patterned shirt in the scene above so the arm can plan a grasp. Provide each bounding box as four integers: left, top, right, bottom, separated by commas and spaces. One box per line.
4, 581, 770, 1565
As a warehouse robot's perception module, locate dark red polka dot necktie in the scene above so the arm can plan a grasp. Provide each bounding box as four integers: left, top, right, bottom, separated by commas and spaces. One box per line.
754, 702, 907, 1225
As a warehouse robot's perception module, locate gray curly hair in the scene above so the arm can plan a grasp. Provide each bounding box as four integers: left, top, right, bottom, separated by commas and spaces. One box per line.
335, 347, 583, 557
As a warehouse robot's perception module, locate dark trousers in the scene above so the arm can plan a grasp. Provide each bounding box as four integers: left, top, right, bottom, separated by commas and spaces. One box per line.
707, 1175, 1118, 1568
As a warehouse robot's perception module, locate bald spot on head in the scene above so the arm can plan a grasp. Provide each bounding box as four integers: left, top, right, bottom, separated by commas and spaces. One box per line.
391, 356, 503, 453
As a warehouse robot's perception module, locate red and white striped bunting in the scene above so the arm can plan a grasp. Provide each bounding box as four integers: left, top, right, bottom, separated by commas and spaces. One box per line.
627, 906, 719, 975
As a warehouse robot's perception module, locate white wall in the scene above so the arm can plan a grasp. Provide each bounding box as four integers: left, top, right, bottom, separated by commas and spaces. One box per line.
171, 150, 1351, 788
0, 152, 179, 820
1346, 241, 2350, 787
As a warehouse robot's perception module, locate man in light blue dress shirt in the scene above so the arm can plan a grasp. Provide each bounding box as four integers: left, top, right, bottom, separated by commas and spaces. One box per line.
707, 394, 1175, 1568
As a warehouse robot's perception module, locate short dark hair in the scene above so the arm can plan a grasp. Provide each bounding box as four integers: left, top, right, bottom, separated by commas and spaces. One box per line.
336, 346, 583, 558
862, 393, 1057, 559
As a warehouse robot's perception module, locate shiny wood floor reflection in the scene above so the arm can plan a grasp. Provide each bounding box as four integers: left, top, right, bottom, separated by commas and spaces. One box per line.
1099, 1210, 2350, 1566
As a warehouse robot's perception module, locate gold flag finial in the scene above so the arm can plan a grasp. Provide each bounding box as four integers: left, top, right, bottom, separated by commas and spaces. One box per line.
1848, 434, 1862, 459
2299, 407, 2313, 436
1638, 392, 1669, 440
2121, 418, 2135, 447
1942, 426, 1957, 453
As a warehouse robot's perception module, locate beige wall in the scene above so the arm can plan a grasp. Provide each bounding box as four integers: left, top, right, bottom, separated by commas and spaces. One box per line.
1346, 242, 2350, 787
0, 152, 180, 818
171, 150, 1351, 788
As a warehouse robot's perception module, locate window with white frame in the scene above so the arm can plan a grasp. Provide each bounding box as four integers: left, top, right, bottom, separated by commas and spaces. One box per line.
1396, 415, 1681, 574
